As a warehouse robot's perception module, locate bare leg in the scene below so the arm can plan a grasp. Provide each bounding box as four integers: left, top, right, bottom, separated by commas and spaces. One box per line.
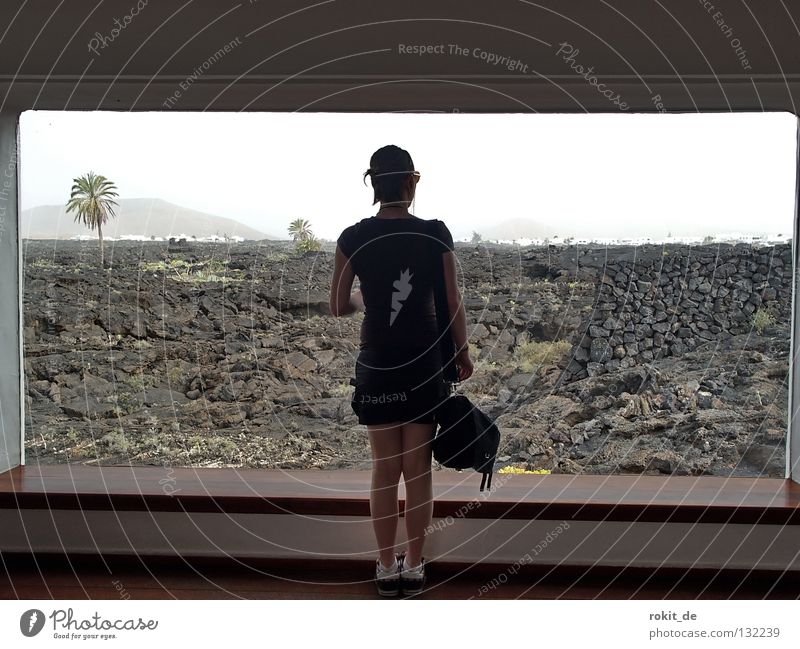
367, 422, 404, 568
401, 421, 435, 568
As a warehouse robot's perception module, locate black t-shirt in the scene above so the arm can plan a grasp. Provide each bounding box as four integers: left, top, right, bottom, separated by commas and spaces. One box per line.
337, 217, 455, 351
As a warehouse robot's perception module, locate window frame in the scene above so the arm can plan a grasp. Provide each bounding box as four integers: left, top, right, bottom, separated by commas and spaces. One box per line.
1, 110, 798, 483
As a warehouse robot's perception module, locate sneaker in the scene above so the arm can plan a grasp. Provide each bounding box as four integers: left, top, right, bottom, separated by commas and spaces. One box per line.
374, 554, 402, 597
399, 555, 426, 596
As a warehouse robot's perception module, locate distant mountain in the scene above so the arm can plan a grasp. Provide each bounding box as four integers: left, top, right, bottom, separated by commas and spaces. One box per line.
480, 218, 559, 241
475, 217, 781, 242
21, 198, 278, 240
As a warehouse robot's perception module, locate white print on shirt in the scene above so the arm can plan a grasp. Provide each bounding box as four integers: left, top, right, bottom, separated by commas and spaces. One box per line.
390, 268, 413, 326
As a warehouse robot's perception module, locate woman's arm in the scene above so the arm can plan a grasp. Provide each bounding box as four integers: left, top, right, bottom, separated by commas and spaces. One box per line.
329, 244, 363, 316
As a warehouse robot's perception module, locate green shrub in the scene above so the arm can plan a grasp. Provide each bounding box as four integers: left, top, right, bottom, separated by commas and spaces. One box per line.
207, 437, 238, 460
106, 392, 139, 416
264, 251, 289, 263
141, 261, 166, 272
99, 428, 129, 455
167, 364, 185, 386
190, 270, 226, 283
127, 371, 158, 391
31, 258, 60, 269
328, 381, 352, 397
752, 308, 776, 334
476, 281, 494, 296
187, 434, 238, 461
512, 340, 571, 372
295, 236, 322, 254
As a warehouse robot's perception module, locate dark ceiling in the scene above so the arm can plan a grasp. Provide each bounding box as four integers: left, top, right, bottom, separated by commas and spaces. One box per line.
0, 0, 799, 112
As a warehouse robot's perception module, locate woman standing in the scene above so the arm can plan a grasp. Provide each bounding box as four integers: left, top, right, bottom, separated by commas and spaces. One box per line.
329, 144, 473, 597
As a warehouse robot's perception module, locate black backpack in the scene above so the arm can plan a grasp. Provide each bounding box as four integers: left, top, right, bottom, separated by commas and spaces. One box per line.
432, 388, 501, 491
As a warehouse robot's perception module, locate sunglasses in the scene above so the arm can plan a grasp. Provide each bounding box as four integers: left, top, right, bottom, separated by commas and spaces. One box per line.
367, 170, 421, 183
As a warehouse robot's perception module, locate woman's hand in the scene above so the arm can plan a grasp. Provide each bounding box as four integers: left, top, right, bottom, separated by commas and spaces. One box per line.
349, 290, 364, 312
455, 349, 474, 381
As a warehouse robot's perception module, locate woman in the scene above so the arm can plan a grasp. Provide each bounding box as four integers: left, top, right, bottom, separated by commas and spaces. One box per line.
329, 144, 473, 597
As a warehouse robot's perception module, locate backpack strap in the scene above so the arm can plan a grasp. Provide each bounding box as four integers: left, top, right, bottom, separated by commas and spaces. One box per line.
429, 220, 459, 383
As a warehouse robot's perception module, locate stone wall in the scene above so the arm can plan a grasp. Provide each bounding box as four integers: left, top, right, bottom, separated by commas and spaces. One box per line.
564, 243, 793, 382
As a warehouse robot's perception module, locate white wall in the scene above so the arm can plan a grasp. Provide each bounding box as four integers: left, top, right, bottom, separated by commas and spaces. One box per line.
791, 119, 800, 484
0, 112, 21, 473
2, 509, 799, 573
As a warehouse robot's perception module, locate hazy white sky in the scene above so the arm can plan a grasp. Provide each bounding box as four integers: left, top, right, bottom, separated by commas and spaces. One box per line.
19, 110, 797, 241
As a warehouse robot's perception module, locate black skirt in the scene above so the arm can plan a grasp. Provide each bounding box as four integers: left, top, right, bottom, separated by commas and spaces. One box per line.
350, 345, 448, 425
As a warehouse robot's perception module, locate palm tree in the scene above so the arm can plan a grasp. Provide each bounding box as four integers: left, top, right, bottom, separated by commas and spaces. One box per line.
65, 171, 119, 267
288, 218, 312, 242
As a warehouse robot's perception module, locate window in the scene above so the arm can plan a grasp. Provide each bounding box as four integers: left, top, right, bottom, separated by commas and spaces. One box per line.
19, 110, 797, 478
